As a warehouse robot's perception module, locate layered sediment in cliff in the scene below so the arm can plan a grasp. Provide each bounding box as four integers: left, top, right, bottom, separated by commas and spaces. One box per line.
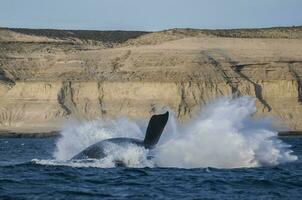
1, 27, 302, 134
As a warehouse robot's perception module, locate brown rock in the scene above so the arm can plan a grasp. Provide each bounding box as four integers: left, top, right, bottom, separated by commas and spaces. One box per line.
0, 27, 302, 134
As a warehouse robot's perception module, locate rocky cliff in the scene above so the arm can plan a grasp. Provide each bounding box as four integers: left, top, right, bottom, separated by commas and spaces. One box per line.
1, 27, 302, 134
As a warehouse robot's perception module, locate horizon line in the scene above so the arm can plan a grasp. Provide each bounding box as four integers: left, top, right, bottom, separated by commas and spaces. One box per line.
1, 25, 302, 32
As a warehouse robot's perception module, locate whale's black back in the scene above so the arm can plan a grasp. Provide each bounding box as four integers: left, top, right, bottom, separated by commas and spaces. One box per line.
71, 111, 169, 160
143, 111, 169, 148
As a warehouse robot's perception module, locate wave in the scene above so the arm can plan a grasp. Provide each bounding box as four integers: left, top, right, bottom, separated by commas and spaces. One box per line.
37, 96, 297, 169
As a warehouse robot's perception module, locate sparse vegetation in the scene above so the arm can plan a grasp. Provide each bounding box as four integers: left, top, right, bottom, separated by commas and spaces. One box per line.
0, 27, 149, 44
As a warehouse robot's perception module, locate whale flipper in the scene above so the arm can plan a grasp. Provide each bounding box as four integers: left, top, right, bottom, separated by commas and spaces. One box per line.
143, 111, 169, 148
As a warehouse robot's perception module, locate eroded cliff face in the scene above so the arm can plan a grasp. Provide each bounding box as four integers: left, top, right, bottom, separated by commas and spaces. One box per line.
0, 27, 302, 133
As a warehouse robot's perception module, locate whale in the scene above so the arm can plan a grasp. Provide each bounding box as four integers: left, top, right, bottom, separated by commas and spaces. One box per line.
71, 111, 169, 161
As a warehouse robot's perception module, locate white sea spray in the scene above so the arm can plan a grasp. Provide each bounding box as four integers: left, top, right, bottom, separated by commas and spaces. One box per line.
34, 96, 297, 169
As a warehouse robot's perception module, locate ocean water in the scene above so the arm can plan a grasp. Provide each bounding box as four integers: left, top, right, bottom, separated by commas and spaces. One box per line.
1, 97, 302, 199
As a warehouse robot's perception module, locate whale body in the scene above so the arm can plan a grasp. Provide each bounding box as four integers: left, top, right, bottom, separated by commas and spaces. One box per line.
71, 111, 169, 160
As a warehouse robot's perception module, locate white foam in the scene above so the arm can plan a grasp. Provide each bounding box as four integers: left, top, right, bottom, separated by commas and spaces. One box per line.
155, 97, 297, 168
33, 144, 152, 168
53, 117, 143, 161
45, 96, 297, 169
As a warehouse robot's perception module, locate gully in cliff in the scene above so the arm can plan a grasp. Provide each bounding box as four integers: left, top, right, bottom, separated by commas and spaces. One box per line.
71, 111, 169, 164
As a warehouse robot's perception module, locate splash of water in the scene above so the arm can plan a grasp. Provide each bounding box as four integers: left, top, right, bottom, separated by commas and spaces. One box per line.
33, 144, 152, 168
155, 97, 297, 168
53, 117, 143, 161
41, 96, 297, 169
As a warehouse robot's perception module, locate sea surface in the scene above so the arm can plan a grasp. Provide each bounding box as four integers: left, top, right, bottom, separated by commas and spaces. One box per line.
1, 97, 302, 199
0, 137, 301, 200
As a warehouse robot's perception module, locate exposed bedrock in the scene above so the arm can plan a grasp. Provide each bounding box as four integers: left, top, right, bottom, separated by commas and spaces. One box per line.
1, 27, 302, 133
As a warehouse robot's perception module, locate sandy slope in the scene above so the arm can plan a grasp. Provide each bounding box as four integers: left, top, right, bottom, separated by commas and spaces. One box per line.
0, 27, 302, 134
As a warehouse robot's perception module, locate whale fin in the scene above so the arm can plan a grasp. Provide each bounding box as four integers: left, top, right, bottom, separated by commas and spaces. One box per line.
143, 111, 169, 148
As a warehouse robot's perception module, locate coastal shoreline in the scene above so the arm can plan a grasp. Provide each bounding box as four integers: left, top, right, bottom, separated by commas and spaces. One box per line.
1, 26, 302, 133
278, 131, 302, 137
0, 130, 59, 138
0, 130, 302, 138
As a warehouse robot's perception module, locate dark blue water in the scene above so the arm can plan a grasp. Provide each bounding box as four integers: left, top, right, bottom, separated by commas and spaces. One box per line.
0, 137, 302, 200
